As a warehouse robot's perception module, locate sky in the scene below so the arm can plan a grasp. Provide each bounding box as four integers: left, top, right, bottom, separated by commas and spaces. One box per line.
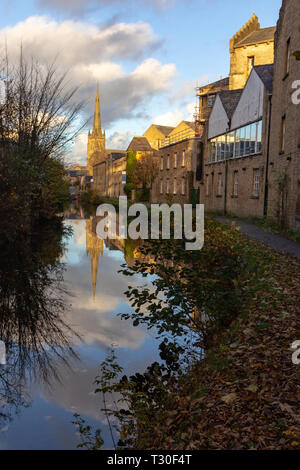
0, 0, 282, 164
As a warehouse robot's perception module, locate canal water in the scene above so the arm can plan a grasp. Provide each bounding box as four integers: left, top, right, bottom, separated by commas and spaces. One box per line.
0, 207, 160, 449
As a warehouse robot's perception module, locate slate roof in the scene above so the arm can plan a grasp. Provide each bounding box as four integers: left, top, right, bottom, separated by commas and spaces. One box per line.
205, 77, 229, 91
253, 64, 274, 93
235, 27, 276, 47
127, 136, 154, 151
219, 90, 243, 119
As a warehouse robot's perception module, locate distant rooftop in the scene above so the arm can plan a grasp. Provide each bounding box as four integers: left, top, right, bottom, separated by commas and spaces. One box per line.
127, 136, 154, 152
254, 64, 274, 93
235, 26, 276, 47
148, 124, 175, 136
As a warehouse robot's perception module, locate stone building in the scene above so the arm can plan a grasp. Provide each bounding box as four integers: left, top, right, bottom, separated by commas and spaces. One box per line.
127, 136, 156, 158
151, 137, 202, 205
93, 151, 126, 198
229, 13, 275, 90
87, 86, 106, 175
202, 65, 273, 218
143, 124, 175, 150
267, 0, 300, 230
196, 77, 230, 136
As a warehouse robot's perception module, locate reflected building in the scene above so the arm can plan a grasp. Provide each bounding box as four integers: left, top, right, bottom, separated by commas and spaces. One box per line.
86, 219, 103, 297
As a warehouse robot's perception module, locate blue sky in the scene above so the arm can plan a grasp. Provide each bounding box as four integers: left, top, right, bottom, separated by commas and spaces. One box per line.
0, 0, 282, 163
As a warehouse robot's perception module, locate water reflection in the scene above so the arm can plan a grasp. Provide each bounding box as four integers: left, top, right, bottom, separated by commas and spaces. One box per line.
0, 220, 78, 429
0, 206, 159, 449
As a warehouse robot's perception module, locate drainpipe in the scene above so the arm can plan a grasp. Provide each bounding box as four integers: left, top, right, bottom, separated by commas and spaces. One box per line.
224, 159, 228, 215
264, 93, 272, 217
224, 121, 231, 215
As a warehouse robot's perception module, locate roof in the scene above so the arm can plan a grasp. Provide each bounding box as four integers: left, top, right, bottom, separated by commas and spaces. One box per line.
235, 26, 276, 47
182, 121, 195, 129
67, 169, 89, 177
219, 90, 243, 119
127, 136, 153, 152
146, 124, 175, 136
253, 64, 274, 93
200, 77, 229, 93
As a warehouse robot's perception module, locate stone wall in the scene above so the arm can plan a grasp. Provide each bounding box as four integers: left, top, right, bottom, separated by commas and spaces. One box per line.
151, 138, 201, 205
267, 0, 300, 230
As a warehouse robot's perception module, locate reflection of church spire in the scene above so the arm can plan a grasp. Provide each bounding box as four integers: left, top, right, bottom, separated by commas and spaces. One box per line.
86, 219, 103, 297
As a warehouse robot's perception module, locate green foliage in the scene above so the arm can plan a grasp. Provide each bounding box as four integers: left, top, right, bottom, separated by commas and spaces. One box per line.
126, 151, 137, 185
79, 190, 102, 206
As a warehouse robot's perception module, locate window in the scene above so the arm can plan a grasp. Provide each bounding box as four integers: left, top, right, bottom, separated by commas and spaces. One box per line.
257, 120, 262, 153
245, 124, 251, 156
218, 173, 223, 196
174, 153, 177, 168
207, 94, 215, 108
160, 179, 163, 194
235, 129, 240, 158
206, 175, 209, 196
182, 150, 186, 167
280, 115, 286, 153
253, 169, 260, 197
166, 179, 170, 194
167, 154, 170, 169
240, 126, 246, 157
173, 179, 177, 194
226, 132, 235, 159
248, 56, 255, 76
285, 38, 291, 76
209, 139, 216, 163
233, 171, 238, 197
181, 178, 186, 195
160, 156, 164, 170
209, 120, 263, 161
250, 123, 256, 154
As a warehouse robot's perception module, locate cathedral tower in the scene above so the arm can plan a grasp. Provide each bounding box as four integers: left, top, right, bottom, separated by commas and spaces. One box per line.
87, 85, 106, 175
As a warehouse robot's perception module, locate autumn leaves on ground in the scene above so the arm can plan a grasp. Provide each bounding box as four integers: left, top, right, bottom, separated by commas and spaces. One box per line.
134, 220, 300, 450
76, 218, 299, 451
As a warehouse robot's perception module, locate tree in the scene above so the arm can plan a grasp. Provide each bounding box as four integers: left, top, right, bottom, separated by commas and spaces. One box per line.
130, 153, 159, 191
0, 48, 85, 225
0, 49, 85, 160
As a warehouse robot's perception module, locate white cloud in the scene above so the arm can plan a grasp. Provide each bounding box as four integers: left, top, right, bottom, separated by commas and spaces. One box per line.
106, 131, 134, 150
0, 16, 176, 131
152, 108, 185, 127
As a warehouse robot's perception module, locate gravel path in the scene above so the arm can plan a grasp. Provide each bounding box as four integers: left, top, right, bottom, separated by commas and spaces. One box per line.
215, 216, 300, 260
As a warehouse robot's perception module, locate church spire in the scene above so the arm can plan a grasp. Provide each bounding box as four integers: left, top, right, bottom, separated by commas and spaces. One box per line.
92, 84, 102, 136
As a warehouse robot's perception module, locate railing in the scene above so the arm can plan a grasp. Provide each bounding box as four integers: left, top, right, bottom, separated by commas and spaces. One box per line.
158, 127, 198, 149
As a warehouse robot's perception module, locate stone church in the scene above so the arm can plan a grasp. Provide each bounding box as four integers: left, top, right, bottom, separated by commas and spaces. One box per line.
87, 85, 106, 175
